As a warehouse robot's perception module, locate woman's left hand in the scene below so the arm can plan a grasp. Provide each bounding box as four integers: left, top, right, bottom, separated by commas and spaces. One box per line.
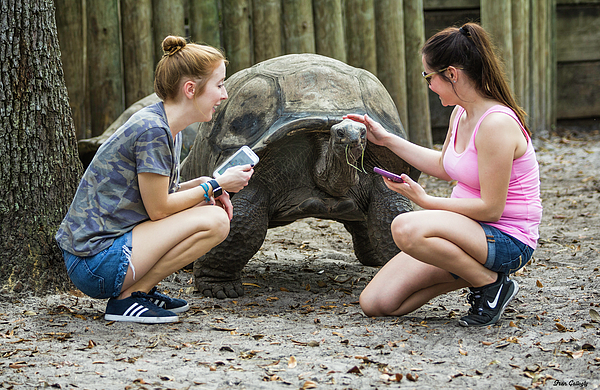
382, 173, 429, 207
214, 191, 233, 220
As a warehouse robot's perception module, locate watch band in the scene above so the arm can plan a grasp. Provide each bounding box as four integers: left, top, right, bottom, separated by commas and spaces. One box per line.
208, 179, 223, 198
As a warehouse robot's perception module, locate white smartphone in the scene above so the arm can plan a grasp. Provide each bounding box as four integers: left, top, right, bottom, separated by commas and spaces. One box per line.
213, 145, 259, 177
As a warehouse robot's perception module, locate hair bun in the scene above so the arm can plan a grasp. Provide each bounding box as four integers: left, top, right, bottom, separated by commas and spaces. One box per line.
162, 36, 187, 57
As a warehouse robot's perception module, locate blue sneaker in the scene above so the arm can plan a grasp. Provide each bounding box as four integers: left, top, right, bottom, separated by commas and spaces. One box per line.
104, 292, 178, 324
147, 287, 190, 313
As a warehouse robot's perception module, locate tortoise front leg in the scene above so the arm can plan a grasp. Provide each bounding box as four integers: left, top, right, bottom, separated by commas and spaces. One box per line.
194, 184, 270, 298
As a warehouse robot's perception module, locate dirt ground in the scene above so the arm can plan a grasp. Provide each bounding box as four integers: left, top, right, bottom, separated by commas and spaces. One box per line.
1, 130, 600, 390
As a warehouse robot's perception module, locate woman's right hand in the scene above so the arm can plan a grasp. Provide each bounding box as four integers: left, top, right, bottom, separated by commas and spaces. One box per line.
215, 164, 254, 193
343, 114, 390, 146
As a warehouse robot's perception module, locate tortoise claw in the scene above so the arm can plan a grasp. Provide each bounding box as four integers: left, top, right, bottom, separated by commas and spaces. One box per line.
197, 280, 245, 299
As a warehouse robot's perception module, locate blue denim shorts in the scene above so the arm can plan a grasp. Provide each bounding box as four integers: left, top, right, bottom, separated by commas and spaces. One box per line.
62, 232, 132, 299
479, 222, 534, 274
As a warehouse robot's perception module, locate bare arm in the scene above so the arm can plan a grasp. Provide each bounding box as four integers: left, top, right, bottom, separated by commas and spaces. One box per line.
344, 112, 456, 181
389, 112, 523, 222
139, 164, 254, 220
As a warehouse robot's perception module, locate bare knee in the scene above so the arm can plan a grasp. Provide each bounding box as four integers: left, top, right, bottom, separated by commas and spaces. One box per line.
390, 213, 420, 252
359, 287, 392, 317
204, 207, 230, 244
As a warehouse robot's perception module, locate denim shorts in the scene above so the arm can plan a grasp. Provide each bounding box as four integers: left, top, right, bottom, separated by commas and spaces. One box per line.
479, 222, 534, 275
62, 232, 132, 299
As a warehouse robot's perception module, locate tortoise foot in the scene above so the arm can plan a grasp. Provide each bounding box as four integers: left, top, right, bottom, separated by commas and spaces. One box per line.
196, 279, 245, 299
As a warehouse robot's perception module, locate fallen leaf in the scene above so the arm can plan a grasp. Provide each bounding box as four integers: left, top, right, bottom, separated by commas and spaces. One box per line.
242, 283, 261, 288
301, 380, 317, 389
536, 280, 544, 288
288, 356, 297, 368
509, 321, 518, 327
555, 323, 567, 331
406, 373, 418, 381
590, 309, 600, 322
459, 348, 468, 356
347, 366, 362, 375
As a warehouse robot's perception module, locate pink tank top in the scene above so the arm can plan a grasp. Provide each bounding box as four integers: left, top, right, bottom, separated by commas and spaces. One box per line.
443, 105, 542, 248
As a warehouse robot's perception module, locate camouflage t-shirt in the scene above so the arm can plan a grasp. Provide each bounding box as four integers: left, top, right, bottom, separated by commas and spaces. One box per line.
55, 102, 181, 257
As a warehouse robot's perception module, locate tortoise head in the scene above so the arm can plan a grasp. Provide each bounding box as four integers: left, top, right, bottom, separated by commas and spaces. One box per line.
329, 119, 367, 165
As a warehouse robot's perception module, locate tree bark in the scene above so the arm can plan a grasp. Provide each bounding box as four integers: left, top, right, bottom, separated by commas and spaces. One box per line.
189, 0, 221, 48
87, 0, 124, 137
375, 0, 408, 129
152, 0, 186, 65
121, 0, 155, 107
252, 0, 283, 62
282, 0, 315, 54
222, 0, 253, 75
403, 0, 431, 147
0, 0, 83, 293
344, 0, 377, 75
313, 0, 346, 62
55, 0, 88, 140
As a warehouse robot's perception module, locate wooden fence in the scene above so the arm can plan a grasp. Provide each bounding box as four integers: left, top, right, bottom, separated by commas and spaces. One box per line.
56, 0, 564, 146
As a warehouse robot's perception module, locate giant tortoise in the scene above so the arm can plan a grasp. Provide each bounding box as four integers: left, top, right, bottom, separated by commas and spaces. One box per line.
181, 54, 419, 299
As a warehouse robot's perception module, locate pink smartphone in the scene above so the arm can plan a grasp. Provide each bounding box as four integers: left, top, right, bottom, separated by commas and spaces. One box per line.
373, 167, 404, 183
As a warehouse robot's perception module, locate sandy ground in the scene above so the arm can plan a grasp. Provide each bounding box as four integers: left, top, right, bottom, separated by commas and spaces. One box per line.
1, 131, 600, 390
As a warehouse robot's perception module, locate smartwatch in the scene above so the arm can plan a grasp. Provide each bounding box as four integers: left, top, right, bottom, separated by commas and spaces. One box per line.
208, 179, 223, 198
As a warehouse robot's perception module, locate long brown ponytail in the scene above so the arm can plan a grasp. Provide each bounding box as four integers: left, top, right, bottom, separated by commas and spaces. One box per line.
422, 23, 530, 136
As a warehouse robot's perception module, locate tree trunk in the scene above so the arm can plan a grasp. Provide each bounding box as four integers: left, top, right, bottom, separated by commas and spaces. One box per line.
282, 0, 315, 54
375, 0, 408, 129
55, 0, 88, 140
152, 0, 186, 65
0, 0, 83, 294
344, 0, 377, 75
121, 0, 155, 107
403, 0, 432, 147
313, 0, 346, 62
189, 0, 221, 48
87, 0, 124, 137
252, 0, 283, 62
222, 0, 253, 75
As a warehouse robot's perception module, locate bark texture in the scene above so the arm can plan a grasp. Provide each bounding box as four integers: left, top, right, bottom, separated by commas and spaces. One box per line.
0, 0, 83, 293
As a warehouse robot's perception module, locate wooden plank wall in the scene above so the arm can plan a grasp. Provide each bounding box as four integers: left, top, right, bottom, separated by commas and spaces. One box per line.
55, 0, 598, 143
556, 0, 600, 128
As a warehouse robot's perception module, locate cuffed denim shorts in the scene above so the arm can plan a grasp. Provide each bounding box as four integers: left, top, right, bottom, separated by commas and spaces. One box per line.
479, 222, 534, 275
62, 232, 132, 299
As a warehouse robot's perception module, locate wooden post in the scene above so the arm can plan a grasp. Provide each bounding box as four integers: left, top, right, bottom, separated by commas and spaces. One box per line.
344, 0, 377, 75
152, 0, 186, 65
511, 0, 530, 116
55, 0, 88, 139
374, 0, 409, 129
222, 0, 253, 75
121, 0, 155, 107
313, 0, 346, 62
252, 0, 283, 62
189, 0, 221, 48
282, 0, 315, 54
530, 0, 556, 133
87, 0, 123, 137
481, 0, 514, 90
403, 0, 431, 147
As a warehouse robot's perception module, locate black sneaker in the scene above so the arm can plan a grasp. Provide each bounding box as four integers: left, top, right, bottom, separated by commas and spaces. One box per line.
458, 273, 519, 327
104, 292, 178, 324
147, 287, 190, 313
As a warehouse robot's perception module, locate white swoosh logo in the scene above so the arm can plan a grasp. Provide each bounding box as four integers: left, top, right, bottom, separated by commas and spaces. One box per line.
488, 285, 503, 309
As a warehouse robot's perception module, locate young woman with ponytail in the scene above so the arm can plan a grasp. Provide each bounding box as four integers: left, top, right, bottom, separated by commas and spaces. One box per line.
56, 36, 254, 323
345, 23, 542, 327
